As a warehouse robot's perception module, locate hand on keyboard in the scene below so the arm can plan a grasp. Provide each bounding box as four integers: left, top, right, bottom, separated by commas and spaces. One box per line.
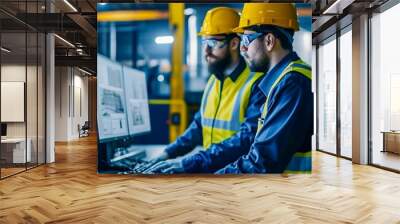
110, 158, 160, 174
110, 149, 183, 174
142, 159, 184, 174
130, 160, 160, 173
145, 150, 169, 163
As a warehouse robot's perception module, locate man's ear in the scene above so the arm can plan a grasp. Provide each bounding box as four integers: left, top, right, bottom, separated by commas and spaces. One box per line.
230, 37, 240, 51
264, 33, 276, 52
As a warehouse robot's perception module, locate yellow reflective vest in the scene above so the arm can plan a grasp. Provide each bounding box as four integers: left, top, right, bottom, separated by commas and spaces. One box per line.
200, 64, 264, 149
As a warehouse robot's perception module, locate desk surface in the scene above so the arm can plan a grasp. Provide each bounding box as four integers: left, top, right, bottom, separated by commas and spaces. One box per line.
1, 138, 27, 143
381, 131, 400, 134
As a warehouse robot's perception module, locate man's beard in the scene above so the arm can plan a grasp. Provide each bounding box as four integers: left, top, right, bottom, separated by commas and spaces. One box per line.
242, 45, 270, 73
206, 50, 232, 79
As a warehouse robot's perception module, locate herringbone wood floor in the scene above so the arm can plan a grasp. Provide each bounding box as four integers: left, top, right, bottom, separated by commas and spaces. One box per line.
1, 135, 400, 224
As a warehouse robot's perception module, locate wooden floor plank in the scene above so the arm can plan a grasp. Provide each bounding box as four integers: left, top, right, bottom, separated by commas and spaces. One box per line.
0, 135, 400, 223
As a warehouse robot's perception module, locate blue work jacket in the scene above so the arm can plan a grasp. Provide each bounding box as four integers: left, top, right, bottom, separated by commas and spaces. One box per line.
216, 52, 313, 174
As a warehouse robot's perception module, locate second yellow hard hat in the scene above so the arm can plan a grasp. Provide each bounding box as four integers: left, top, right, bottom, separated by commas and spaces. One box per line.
233, 3, 299, 33
198, 7, 240, 36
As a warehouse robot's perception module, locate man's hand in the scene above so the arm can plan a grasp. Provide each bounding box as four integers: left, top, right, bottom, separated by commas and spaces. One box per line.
146, 150, 169, 163
143, 159, 185, 174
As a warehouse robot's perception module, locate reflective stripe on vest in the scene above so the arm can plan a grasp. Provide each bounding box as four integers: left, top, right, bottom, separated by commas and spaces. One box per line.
256, 59, 312, 173
200, 66, 264, 149
284, 151, 312, 174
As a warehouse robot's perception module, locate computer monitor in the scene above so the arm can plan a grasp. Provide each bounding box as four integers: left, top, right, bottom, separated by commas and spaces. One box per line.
97, 55, 153, 172
1, 123, 7, 137
122, 65, 151, 136
97, 55, 129, 141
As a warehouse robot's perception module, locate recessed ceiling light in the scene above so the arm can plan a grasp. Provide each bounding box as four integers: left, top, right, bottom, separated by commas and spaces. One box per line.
1, 47, 11, 53
63, 0, 78, 12
54, 34, 75, 48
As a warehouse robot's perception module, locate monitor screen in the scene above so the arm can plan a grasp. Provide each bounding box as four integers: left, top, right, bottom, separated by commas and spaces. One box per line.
97, 55, 129, 141
122, 66, 151, 136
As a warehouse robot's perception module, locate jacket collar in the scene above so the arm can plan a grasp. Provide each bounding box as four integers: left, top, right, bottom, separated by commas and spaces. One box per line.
258, 51, 299, 97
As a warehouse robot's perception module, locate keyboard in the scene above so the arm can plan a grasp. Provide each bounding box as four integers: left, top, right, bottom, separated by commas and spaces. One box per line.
110, 157, 159, 174
109, 146, 167, 174
131, 160, 159, 173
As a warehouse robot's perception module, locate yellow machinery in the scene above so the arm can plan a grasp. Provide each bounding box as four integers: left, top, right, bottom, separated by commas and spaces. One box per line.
167, 3, 187, 142
97, 4, 188, 143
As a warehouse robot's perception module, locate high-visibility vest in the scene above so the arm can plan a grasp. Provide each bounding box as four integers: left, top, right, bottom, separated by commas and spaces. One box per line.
200, 66, 264, 149
257, 59, 312, 174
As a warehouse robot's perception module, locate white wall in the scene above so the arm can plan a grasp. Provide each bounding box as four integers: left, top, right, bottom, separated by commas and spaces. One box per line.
1, 65, 26, 81
55, 67, 89, 141
1, 65, 34, 138
1, 64, 46, 164
72, 72, 89, 138
1, 65, 26, 143
55, 66, 69, 141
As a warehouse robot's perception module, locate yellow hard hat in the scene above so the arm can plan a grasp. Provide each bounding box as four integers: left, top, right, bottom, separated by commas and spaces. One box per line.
233, 3, 299, 33
198, 7, 240, 36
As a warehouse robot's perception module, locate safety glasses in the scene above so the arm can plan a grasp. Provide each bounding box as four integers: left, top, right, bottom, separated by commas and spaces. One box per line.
240, 32, 265, 48
202, 38, 228, 50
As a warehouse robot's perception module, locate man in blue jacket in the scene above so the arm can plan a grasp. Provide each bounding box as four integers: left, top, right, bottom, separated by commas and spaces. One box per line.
145, 7, 265, 173
216, 3, 313, 174
148, 4, 313, 174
